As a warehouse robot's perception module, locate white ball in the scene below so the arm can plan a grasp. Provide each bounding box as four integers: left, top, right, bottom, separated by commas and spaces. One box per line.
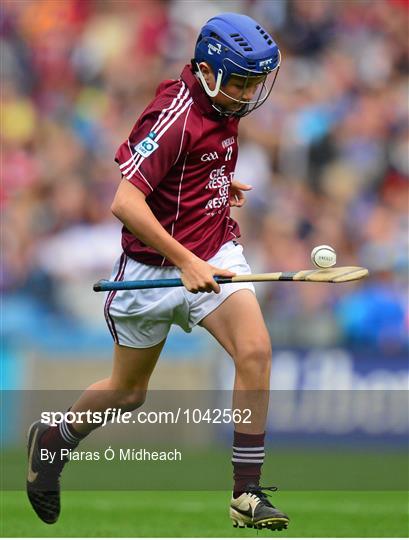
311, 245, 337, 268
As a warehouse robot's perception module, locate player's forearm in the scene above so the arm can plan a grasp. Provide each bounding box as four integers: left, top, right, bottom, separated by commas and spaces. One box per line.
111, 180, 196, 268
126, 213, 195, 269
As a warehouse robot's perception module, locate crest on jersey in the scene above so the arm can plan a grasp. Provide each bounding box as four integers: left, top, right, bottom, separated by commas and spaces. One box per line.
134, 136, 159, 158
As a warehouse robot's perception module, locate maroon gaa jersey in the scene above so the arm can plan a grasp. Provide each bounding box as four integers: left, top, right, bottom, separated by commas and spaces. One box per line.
114, 65, 241, 266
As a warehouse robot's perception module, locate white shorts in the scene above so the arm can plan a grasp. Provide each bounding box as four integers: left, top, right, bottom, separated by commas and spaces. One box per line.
104, 241, 255, 348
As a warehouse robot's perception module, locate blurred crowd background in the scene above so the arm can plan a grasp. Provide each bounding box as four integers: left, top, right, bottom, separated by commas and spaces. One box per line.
2, 0, 408, 358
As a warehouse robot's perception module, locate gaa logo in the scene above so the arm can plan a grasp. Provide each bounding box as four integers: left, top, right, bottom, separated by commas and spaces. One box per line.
134, 136, 159, 158
201, 151, 219, 162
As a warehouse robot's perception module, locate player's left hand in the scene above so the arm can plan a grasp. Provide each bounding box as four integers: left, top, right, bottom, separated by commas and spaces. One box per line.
229, 181, 252, 207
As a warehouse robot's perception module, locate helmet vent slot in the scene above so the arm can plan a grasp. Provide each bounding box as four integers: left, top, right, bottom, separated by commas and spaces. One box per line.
256, 25, 274, 43
229, 34, 254, 51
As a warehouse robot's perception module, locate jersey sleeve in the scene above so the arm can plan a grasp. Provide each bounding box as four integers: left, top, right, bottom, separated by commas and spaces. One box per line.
114, 88, 193, 195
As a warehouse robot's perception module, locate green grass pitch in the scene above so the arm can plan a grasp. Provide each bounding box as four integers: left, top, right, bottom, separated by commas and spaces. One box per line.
1, 490, 408, 537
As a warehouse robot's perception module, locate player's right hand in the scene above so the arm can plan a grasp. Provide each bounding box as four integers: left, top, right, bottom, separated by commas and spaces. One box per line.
179, 256, 235, 294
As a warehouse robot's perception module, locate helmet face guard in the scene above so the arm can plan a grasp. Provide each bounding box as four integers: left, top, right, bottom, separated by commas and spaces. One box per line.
195, 54, 281, 117
193, 13, 281, 117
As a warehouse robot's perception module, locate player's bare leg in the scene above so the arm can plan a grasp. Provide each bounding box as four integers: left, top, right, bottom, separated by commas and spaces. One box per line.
201, 289, 289, 530
26, 341, 165, 524
70, 341, 165, 434
201, 290, 271, 431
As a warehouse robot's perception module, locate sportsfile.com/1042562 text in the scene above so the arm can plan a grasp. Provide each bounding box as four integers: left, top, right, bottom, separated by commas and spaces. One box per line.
40, 408, 252, 427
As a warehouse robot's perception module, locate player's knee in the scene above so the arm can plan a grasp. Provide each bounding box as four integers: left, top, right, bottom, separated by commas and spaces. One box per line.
115, 389, 147, 411
235, 337, 272, 376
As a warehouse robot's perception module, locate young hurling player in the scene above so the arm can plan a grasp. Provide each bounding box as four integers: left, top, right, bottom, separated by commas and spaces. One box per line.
27, 12, 289, 531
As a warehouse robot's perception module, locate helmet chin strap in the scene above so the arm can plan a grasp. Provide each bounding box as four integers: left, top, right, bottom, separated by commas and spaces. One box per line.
196, 66, 223, 98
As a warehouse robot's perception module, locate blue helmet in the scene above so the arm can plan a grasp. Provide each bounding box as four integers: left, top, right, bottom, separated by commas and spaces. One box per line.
193, 12, 281, 116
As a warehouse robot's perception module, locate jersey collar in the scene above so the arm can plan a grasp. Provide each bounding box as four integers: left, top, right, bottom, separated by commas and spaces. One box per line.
180, 65, 219, 118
